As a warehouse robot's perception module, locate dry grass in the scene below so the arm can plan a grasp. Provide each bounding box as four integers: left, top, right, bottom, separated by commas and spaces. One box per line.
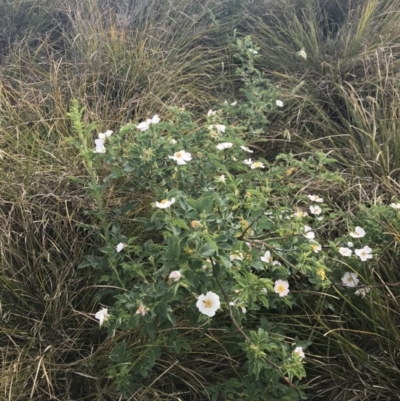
243, 0, 400, 182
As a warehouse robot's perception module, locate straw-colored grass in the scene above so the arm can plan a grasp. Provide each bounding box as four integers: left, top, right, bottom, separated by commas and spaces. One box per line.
245, 0, 400, 182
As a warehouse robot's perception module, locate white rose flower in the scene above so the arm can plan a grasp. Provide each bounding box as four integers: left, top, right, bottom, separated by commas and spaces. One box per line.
136, 305, 148, 316
94, 138, 106, 153
350, 226, 366, 238
250, 161, 265, 169
260, 251, 273, 263
297, 48, 307, 60
217, 174, 226, 183
230, 252, 243, 261
240, 145, 253, 153
169, 271, 181, 282
196, 291, 221, 317
307, 195, 323, 202
168, 150, 192, 165
355, 245, 373, 261
310, 205, 322, 215
137, 119, 152, 132
216, 142, 233, 150
274, 280, 289, 297
208, 124, 226, 133
95, 308, 108, 326
355, 287, 370, 297
292, 210, 308, 218
341, 272, 359, 287
304, 231, 315, 240
338, 247, 352, 257
310, 241, 322, 253
293, 346, 305, 359
151, 114, 160, 124
155, 198, 176, 209
116, 243, 125, 253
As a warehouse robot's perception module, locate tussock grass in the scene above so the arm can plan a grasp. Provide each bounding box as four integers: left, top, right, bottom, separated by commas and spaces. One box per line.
0, 170, 103, 400
244, 0, 400, 181
0, 0, 237, 153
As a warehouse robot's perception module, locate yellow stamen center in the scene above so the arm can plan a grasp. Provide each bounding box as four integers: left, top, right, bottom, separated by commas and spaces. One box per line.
277, 284, 285, 293
160, 199, 167, 204
175, 152, 183, 158
204, 299, 213, 308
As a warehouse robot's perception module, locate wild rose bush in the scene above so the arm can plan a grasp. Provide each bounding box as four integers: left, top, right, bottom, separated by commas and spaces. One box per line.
67, 37, 393, 400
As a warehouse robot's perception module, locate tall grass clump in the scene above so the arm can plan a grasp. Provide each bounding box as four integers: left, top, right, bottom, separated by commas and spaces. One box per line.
242, 0, 400, 182
0, 0, 242, 164
0, 168, 113, 400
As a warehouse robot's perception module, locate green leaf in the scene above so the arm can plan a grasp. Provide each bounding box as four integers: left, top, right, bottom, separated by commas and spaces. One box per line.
257, 216, 275, 231
235, 275, 248, 287
187, 199, 199, 210
199, 191, 214, 214
173, 341, 182, 354
218, 254, 232, 269
167, 311, 176, 326
77, 260, 93, 269
143, 240, 154, 251
170, 218, 190, 230
203, 234, 218, 251
170, 224, 181, 236
215, 234, 228, 242
167, 236, 181, 259
199, 243, 216, 257
259, 296, 269, 309
251, 260, 264, 271
218, 242, 232, 250
178, 197, 192, 212
180, 341, 192, 352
